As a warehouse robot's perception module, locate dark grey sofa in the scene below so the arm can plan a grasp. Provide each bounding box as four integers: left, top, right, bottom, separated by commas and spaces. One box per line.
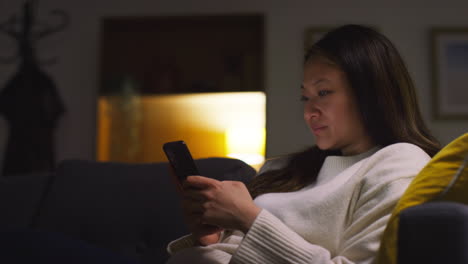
398, 201, 468, 264
0, 158, 257, 263
1, 158, 467, 264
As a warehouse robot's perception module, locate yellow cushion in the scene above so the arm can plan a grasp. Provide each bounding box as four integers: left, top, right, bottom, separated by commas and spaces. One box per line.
377, 133, 468, 264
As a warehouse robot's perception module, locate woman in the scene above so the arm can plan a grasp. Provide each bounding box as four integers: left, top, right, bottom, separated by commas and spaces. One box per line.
166, 24, 440, 264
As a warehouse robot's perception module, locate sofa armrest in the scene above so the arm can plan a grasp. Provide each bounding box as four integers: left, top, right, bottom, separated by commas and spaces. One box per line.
397, 201, 468, 264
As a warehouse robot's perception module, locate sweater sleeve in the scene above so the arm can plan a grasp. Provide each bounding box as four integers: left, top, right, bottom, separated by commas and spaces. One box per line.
230, 209, 333, 263
167, 230, 244, 255
230, 144, 429, 264
167, 234, 197, 255
230, 178, 414, 264
337, 177, 414, 263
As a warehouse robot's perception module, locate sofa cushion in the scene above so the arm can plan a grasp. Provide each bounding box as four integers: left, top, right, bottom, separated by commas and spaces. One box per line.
0, 173, 52, 229
377, 133, 468, 264
33, 158, 256, 264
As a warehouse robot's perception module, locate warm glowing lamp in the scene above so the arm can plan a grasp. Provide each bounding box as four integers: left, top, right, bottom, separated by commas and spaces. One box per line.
225, 126, 266, 166
97, 91, 266, 165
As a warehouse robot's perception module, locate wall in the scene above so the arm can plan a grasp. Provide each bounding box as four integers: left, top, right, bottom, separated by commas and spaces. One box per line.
0, 0, 467, 171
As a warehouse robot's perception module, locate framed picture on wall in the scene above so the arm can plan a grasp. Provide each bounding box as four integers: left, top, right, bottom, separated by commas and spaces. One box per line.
431, 28, 468, 120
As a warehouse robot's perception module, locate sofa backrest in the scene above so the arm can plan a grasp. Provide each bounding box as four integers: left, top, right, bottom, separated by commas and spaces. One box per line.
33, 158, 256, 263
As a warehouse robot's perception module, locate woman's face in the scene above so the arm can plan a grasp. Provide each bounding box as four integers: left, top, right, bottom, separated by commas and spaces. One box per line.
302, 58, 374, 156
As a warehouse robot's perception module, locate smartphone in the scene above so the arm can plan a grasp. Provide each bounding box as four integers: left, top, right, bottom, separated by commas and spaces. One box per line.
163, 140, 199, 182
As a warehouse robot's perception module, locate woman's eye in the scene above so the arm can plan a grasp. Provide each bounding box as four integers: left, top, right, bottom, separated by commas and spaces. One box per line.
318, 90, 332, 97
300, 95, 309, 102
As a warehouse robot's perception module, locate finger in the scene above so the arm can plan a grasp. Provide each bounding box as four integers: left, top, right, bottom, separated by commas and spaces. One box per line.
183, 189, 209, 202
182, 177, 196, 189
185, 176, 220, 189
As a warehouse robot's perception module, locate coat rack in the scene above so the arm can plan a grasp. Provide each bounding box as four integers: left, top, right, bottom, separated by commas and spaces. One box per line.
0, 0, 68, 176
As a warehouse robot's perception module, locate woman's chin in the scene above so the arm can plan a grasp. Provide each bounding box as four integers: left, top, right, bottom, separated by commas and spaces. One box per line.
316, 141, 340, 153
316, 141, 331, 151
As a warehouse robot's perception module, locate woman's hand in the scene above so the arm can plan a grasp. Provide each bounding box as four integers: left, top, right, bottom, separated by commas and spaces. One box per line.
183, 176, 261, 234
181, 189, 223, 246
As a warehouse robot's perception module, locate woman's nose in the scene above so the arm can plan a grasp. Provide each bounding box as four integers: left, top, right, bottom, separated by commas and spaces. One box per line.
304, 101, 320, 120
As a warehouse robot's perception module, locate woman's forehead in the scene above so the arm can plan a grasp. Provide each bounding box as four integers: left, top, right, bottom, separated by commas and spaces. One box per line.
303, 60, 342, 81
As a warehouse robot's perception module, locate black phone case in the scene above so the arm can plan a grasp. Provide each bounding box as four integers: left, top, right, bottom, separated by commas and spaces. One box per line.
163, 141, 199, 182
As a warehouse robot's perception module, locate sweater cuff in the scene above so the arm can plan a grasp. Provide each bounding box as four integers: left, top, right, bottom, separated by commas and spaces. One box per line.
167, 234, 196, 255
231, 209, 330, 264
167, 231, 231, 255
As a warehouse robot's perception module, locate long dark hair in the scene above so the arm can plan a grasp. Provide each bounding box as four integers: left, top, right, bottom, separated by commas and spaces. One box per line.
248, 24, 440, 198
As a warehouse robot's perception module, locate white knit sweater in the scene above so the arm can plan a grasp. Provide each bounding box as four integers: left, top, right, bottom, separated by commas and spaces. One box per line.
166, 143, 430, 264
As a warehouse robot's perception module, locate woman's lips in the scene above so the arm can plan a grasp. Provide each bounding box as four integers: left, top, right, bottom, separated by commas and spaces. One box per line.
311, 126, 327, 135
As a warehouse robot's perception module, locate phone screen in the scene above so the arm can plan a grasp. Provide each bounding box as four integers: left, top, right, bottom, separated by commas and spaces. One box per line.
163, 140, 199, 182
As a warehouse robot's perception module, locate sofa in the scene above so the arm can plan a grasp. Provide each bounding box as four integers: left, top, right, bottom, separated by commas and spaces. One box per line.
397, 201, 468, 264
0, 157, 467, 264
0, 158, 257, 263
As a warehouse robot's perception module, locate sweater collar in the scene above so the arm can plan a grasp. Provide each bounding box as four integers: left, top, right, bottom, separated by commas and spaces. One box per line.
317, 146, 381, 183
